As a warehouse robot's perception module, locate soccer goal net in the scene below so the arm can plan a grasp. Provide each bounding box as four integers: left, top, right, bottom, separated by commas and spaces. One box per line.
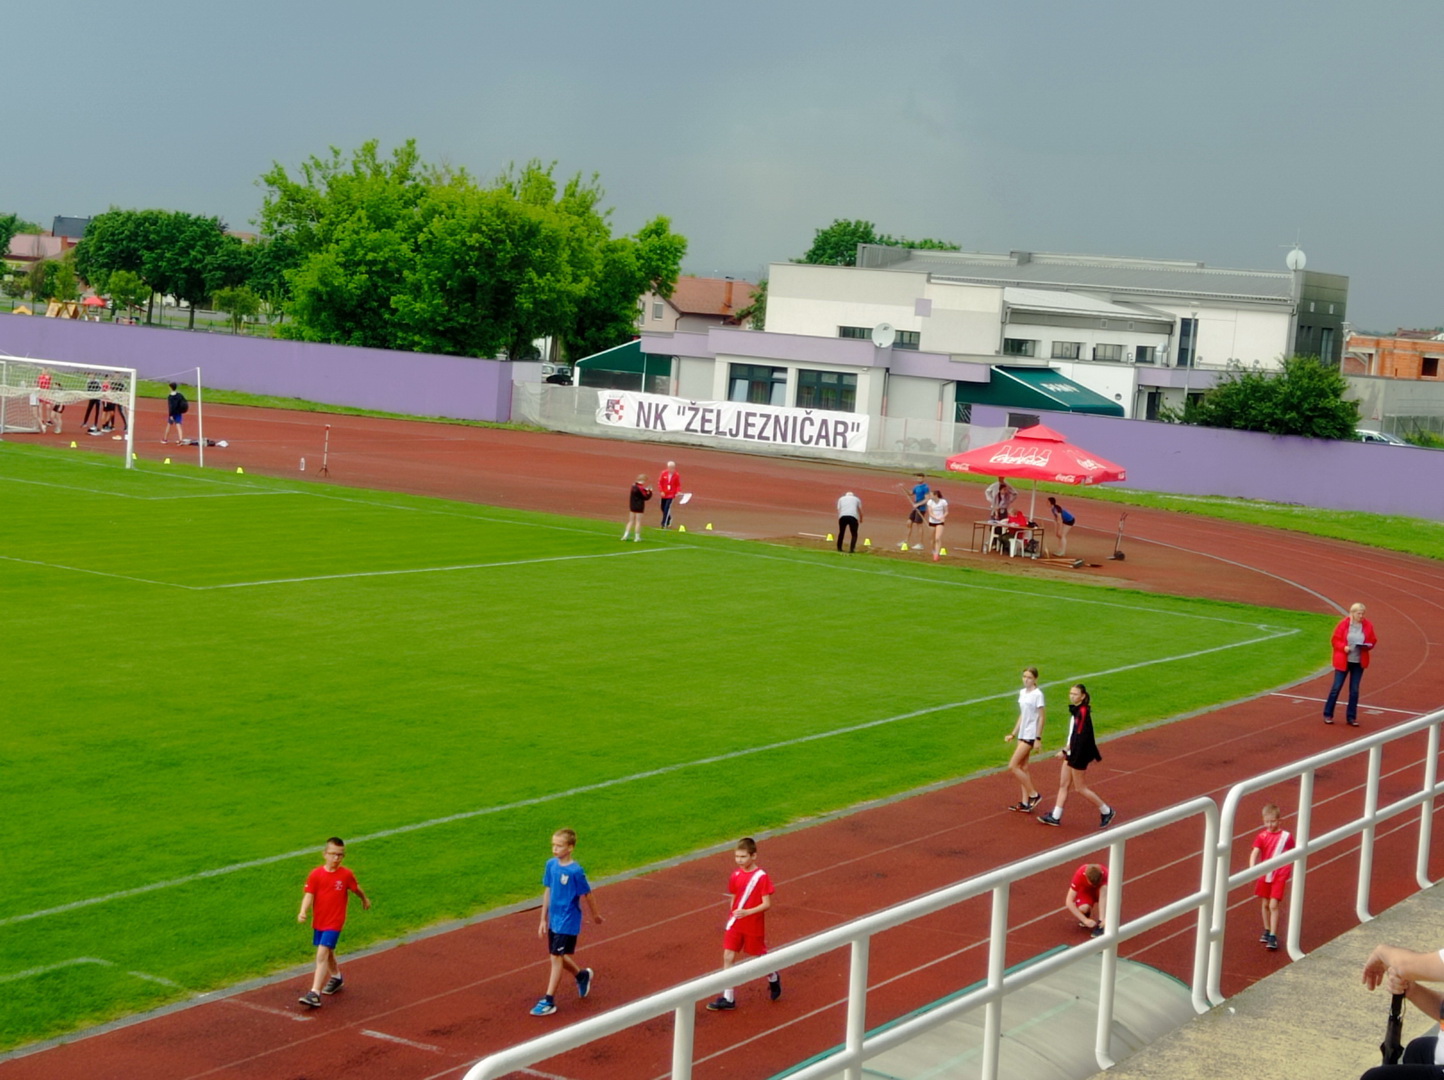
0, 355, 138, 467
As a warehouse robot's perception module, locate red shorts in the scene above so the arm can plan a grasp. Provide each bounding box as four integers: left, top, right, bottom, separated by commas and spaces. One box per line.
1254, 876, 1287, 901
723, 925, 768, 956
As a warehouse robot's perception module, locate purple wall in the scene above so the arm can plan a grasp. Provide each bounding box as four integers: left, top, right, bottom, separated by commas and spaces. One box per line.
0, 316, 514, 422
971, 405, 1444, 521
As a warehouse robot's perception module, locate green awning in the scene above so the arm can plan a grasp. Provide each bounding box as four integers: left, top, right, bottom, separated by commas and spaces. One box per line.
956, 366, 1125, 416
574, 339, 673, 391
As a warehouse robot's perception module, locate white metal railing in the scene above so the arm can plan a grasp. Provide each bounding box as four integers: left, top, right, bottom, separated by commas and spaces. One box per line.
463, 709, 1443, 1080
463, 798, 1220, 1080
1206, 706, 1444, 1003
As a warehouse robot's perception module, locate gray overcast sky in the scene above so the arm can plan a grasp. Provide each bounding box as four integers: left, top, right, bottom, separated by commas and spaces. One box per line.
7, 0, 1440, 331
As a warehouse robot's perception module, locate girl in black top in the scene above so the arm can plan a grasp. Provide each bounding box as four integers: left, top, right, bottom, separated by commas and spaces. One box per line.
1038, 684, 1116, 830
622, 474, 652, 542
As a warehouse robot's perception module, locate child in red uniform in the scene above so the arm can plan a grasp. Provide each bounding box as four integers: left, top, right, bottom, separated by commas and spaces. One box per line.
1066, 863, 1108, 937
1248, 803, 1294, 951
707, 837, 781, 1010
297, 837, 371, 1007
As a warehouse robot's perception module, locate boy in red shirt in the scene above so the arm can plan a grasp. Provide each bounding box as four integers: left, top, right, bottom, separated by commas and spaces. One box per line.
707, 837, 781, 1010
1066, 863, 1108, 937
297, 837, 371, 1008
1248, 803, 1294, 951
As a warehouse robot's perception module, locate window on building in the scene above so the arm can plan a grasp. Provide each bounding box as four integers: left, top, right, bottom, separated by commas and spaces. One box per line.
1320, 327, 1335, 362
838, 326, 871, 339
1093, 344, 1124, 362
1051, 341, 1082, 360
1143, 390, 1161, 420
1006, 411, 1041, 430
1178, 318, 1198, 367
1135, 346, 1156, 364
894, 330, 921, 350
1003, 338, 1037, 357
729, 363, 787, 406
796, 369, 857, 413
1424, 357, 1440, 378
955, 401, 973, 424
652, 301, 664, 320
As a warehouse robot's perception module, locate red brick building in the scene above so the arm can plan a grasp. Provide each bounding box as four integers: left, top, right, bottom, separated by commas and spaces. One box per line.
1343, 330, 1444, 380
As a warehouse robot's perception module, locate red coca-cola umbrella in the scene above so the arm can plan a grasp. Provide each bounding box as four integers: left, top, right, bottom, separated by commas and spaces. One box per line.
946, 423, 1125, 485
946, 423, 1126, 520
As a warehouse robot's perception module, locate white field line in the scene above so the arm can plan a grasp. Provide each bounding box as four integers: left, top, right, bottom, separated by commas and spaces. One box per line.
1269, 692, 1420, 716
0, 474, 288, 500
223, 998, 315, 1022
361, 1030, 443, 1052
0, 555, 182, 589
0, 625, 1295, 930
0, 956, 180, 990
205, 546, 680, 589
0, 546, 678, 592
732, 546, 1302, 632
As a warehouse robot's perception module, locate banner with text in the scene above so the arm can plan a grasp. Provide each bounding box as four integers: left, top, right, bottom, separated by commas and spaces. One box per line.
596, 391, 869, 452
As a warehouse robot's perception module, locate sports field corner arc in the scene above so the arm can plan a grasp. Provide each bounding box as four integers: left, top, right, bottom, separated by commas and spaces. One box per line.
0, 442, 1334, 1051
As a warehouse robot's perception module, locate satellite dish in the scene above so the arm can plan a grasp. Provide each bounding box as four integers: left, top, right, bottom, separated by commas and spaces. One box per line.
1286, 247, 1307, 271
871, 322, 896, 348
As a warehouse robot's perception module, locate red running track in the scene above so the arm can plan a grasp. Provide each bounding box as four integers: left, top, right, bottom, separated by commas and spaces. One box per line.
3, 405, 1442, 1080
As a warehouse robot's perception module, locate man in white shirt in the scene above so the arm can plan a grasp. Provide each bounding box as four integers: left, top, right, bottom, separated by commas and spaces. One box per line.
836, 491, 863, 553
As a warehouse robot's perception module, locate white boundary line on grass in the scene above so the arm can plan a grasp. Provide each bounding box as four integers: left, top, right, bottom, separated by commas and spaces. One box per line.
0, 474, 288, 500
0, 957, 181, 989
0, 546, 677, 591
0, 624, 1295, 931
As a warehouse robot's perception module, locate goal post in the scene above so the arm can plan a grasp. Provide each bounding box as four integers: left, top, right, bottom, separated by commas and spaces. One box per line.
0, 354, 138, 468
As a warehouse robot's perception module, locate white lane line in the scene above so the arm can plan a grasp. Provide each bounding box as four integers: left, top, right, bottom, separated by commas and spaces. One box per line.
0, 957, 110, 984
733, 545, 1302, 631
361, 1029, 442, 1052
0, 554, 186, 589
519, 1069, 583, 1080
205, 546, 680, 589
223, 998, 314, 1022
126, 970, 183, 988
0, 545, 678, 592
0, 626, 1293, 929
1268, 693, 1423, 716
0, 474, 287, 500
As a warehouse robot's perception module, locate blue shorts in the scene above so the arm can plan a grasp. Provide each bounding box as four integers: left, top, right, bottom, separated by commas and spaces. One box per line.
312, 929, 341, 949
168, 414, 183, 425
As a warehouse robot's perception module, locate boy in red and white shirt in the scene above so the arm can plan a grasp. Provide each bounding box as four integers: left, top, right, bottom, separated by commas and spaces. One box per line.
296, 837, 371, 1008
707, 837, 781, 1010
1248, 804, 1294, 952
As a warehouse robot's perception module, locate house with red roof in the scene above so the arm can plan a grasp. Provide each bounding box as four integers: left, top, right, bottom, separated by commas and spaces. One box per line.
637, 275, 757, 333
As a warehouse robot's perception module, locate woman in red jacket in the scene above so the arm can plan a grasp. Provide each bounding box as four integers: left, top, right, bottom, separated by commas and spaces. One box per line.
1324, 602, 1377, 727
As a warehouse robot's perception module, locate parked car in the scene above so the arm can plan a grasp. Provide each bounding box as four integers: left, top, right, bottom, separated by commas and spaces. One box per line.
542, 364, 573, 386
1356, 429, 1408, 446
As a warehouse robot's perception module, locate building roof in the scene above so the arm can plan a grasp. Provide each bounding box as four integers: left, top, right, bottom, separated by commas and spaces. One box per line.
859, 246, 1300, 304
51, 216, 91, 239
1001, 286, 1173, 321
666, 276, 757, 318
6, 234, 68, 261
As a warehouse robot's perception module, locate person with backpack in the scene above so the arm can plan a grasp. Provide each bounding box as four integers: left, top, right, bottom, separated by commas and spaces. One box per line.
164, 382, 189, 444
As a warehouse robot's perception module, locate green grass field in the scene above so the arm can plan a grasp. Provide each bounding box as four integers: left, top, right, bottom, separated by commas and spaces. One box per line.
0, 443, 1333, 1049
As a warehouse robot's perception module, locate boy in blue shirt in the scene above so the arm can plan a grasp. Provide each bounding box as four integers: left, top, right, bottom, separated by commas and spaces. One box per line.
532, 828, 603, 1016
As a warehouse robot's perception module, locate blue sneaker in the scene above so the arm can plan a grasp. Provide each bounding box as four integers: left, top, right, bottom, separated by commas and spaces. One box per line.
576, 968, 593, 999
530, 996, 556, 1016
706, 996, 736, 1011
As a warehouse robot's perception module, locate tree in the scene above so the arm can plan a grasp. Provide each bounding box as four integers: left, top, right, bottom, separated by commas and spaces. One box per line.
74, 208, 171, 321
1165, 355, 1359, 439
50, 255, 80, 302
106, 269, 150, 319
734, 278, 767, 329
258, 143, 686, 359
26, 259, 58, 300
799, 219, 960, 266
213, 285, 261, 333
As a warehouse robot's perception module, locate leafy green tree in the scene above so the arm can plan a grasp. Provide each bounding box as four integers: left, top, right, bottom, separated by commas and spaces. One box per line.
258, 143, 686, 358
213, 285, 261, 333
1166, 355, 1359, 439
106, 269, 150, 318
1, 268, 27, 300
75, 208, 170, 320
50, 255, 80, 302
800, 219, 960, 266
734, 277, 767, 328
26, 259, 58, 300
